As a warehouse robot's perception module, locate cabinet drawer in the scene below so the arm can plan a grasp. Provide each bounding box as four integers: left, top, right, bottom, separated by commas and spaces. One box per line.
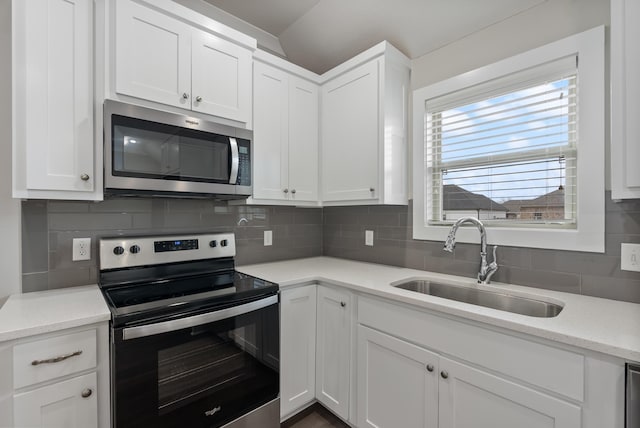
358, 296, 585, 402
13, 329, 97, 389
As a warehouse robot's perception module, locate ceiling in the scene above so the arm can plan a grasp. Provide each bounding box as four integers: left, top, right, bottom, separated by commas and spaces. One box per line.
203, 0, 547, 74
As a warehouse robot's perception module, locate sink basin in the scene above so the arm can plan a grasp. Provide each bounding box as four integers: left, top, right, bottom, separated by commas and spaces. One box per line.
392, 279, 563, 318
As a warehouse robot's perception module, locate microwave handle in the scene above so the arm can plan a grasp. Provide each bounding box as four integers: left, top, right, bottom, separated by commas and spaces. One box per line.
229, 137, 239, 184
121, 294, 278, 340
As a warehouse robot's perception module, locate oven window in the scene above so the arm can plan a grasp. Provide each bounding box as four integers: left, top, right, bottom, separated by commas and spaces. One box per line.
111, 115, 230, 183
113, 301, 279, 428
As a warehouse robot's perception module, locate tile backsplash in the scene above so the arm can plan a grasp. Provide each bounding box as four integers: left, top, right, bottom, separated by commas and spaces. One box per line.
323, 193, 640, 303
21, 199, 322, 292
21, 192, 640, 303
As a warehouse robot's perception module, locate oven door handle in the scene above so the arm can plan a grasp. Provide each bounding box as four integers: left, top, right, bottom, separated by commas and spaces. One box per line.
121, 294, 278, 340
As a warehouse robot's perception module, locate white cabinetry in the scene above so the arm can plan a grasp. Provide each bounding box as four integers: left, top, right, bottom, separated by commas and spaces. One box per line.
14, 372, 98, 428
357, 295, 623, 428
611, 0, 640, 199
12, 0, 98, 200
357, 325, 438, 428
438, 357, 580, 428
280, 285, 317, 418
253, 52, 319, 205
114, 0, 254, 125
0, 323, 110, 428
321, 42, 410, 205
315, 286, 352, 420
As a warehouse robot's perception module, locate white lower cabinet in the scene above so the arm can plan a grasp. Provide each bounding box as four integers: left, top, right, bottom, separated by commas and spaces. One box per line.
357, 325, 438, 428
0, 323, 110, 428
13, 372, 98, 428
280, 285, 317, 418
316, 285, 352, 420
438, 357, 580, 428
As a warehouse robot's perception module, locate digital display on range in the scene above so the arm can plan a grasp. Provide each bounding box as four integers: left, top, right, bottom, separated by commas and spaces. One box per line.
154, 239, 199, 252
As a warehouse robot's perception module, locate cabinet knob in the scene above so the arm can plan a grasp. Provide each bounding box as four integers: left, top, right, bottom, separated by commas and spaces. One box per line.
369, 187, 375, 192
340, 301, 346, 307
440, 371, 449, 379
81, 388, 92, 398
80, 174, 90, 181
283, 188, 289, 194
182, 92, 189, 100
196, 95, 203, 102
426, 364, 434, 372
291, 189, 296, 194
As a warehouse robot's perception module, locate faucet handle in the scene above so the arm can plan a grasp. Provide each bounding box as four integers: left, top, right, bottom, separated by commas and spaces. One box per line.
491, 245, 498, 263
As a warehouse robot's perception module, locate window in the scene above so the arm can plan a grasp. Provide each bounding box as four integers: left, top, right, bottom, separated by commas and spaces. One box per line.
412, 26, 605, 252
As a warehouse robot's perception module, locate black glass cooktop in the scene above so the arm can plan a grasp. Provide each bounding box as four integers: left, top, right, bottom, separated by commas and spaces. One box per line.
99, 259, 278, 328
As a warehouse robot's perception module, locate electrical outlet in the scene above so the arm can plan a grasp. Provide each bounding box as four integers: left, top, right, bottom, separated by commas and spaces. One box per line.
621, 243, 640, 272
72, 238, 91, 261
365, 230, 374, 246
264, 230, 273, 246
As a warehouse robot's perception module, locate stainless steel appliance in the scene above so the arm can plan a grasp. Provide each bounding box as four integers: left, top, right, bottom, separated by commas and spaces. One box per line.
99, 233, 279, 428
104, 100, 252, 198
628, 363, 640, 428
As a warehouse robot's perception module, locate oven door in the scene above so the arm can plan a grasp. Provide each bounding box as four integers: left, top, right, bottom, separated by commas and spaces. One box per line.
111, 294, 279, 428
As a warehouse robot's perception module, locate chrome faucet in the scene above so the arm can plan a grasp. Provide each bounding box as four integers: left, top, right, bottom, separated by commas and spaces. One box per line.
443, 217, 498, 284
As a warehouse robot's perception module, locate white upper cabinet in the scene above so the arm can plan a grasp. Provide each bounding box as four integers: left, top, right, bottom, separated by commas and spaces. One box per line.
191, 30, 252, 123
321, 42, 410, 205
252, 52, 319, 205
115, 0, 191, 109
113, 0, 255, 126
12, 0, 98, 200
611, 0, 640, 199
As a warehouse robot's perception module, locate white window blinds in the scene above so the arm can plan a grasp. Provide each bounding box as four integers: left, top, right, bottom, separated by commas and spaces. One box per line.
425, 56, 577, 227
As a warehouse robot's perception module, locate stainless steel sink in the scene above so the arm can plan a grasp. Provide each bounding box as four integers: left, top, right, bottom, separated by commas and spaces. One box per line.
392, 279, 563, 318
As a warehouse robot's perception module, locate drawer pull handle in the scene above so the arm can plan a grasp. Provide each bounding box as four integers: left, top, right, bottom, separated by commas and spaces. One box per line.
81, 388, 92, 398
31, 350, 83, 366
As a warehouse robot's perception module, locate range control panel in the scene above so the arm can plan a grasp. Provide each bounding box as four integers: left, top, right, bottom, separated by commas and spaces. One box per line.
99, 233, 236, 271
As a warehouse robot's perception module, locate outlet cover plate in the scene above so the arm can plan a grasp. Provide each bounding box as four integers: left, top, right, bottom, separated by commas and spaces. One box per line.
621, 243, 640, 272
72, 238, 91, 261
264, 230, 273, 246
365, 230, 374, 246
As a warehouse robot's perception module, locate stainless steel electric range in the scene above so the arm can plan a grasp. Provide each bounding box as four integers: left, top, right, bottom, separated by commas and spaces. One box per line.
98, 233, 280, 428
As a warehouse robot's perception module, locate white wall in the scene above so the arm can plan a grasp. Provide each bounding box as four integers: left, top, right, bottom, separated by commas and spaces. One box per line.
0, 0, 22, 299
409, 0, 611, 195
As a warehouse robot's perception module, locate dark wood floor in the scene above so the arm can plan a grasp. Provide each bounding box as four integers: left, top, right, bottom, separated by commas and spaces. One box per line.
281, 404, 350, 428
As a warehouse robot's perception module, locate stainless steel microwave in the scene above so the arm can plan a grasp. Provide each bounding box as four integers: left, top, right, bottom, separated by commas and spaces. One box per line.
104, 100, 252, 198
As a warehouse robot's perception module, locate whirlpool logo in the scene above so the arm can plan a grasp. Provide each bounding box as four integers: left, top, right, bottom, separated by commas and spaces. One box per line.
204, 406, 222, 417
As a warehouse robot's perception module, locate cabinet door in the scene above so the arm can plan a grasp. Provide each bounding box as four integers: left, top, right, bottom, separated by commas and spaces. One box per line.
280, 285, 317, 418
13, 0, 94, 192
316, 286, 351, 420
438, 357, 581, 428
192, 29, 252, 124
288, 76, 319, 202
611, 0, 640, 199
115, 0, 191, 109
14, 372, 98, 428
321, 60, 379, 202
357, 325, 438, 428
252, 62, 290, 201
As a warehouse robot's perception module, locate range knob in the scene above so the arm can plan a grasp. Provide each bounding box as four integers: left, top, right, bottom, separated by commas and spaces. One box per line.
220, 239, 228, 247
113, 246, 125, 256
209, 240, 217, 248
130, 245, 141, 254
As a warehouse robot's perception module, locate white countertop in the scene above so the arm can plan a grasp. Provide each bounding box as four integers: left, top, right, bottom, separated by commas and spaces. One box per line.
0, 285, 111, 342
238, 257, 640, 362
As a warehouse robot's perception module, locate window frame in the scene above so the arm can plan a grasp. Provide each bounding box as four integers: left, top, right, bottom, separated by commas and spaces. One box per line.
412, 26, 605, 252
